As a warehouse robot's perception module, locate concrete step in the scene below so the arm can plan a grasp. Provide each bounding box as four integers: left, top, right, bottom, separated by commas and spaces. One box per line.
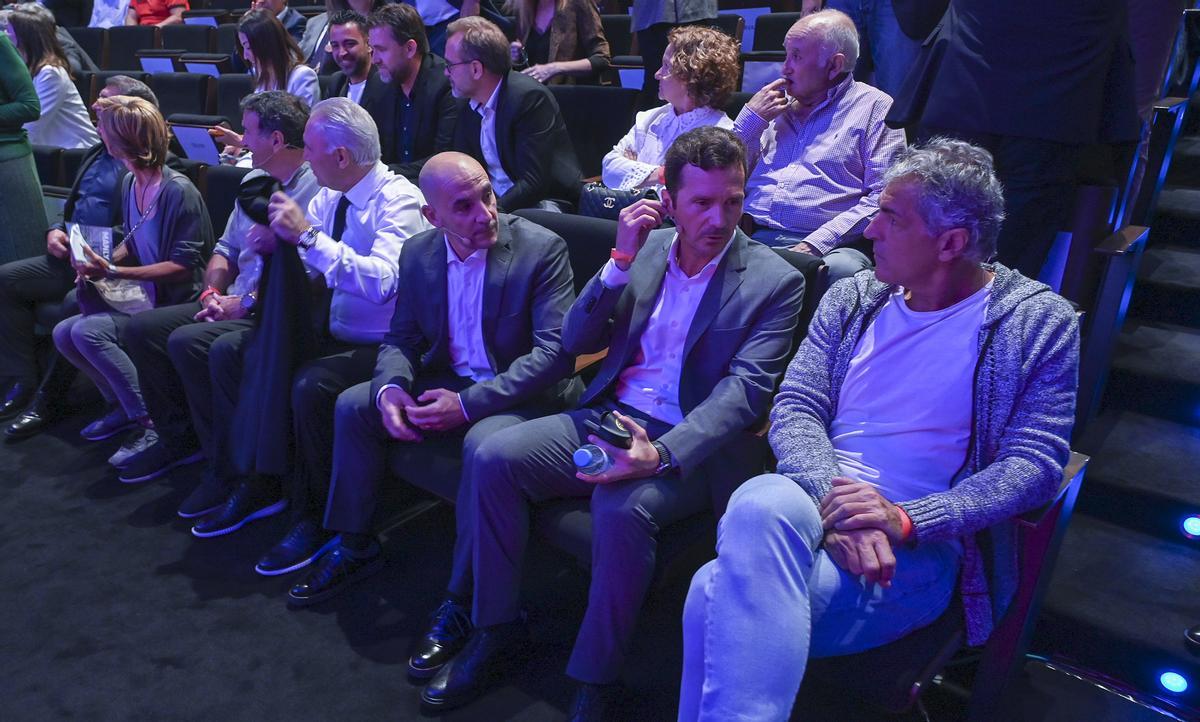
1129, 244, 1200, 328
1106, 320, 1200, 425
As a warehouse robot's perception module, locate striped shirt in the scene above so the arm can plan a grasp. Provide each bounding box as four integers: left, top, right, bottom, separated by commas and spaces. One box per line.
735, 75, 906, 255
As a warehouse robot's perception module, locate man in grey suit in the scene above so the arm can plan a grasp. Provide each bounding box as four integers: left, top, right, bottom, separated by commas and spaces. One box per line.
422, 127, 806, 718
285, 152, 580, 623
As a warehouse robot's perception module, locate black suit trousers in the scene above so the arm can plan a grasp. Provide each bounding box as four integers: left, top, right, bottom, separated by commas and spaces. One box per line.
0, 253, 75, 386
123, 302, 204, 454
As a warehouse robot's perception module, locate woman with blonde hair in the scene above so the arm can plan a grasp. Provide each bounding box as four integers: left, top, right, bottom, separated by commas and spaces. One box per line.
504, 0, 610, 85
4, 9, 99, 149
53, 96, 212, 463
602, 25, 738, 190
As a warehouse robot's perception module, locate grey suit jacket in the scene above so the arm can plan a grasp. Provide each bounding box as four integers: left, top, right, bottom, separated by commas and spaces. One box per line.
298, 12, 329, 65
372, 214, 579, 420
563, 227, 804, 478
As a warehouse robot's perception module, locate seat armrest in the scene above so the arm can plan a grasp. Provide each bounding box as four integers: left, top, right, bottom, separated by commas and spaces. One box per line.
1018, 452, 1088, 528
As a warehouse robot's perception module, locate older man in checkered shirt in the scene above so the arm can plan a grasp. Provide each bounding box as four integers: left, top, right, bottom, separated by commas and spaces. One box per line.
735, 9, 906, 282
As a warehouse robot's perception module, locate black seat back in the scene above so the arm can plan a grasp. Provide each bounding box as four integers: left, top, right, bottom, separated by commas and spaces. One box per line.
753, 12, 801, 52
150, 72, 215, 117
65, 27, 108, 69
510, 209, 616, 293
161, 24, 215, 53
32, 145, 64, 186
107, 26, 160, 70
215, 74, 256, 130
202, 164, 253, 233
548, 85, 640, 179
600, 14, 633, 56
88, 70, 152, 105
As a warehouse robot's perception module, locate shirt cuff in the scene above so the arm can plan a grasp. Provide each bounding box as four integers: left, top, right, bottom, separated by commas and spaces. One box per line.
599, 258, 630, 289
804, 230, 836, 256
734, 106, 770, 143
376, 383, 402, 410
298, 229, 339, 276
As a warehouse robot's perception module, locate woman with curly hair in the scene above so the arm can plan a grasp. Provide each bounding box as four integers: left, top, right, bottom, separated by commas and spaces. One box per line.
601, 25, 738, 190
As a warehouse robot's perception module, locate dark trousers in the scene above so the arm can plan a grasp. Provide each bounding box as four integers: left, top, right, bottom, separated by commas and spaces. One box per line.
470, 401, 712, 684
0, 254, 75, 387
169, 319, 257, 481
122, 302, 203, 453
325, 375, 547, 598
919, 126, 1080, 278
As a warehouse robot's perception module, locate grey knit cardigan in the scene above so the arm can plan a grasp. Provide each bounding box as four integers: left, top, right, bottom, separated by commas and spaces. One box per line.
768, 263, 1079, 646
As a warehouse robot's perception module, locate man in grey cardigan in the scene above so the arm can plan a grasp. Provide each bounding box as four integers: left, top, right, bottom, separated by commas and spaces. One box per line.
677, 137, 1079, 721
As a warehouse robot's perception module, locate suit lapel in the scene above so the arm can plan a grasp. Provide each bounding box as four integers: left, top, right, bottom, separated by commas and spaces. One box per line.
426, 235, 449, 359
481, 219, 513, 368
682, 231, 749, 361
610, 233, 669, 370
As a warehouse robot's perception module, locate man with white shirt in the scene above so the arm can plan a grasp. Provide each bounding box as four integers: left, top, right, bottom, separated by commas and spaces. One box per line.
324, 10, 376, 105
421, 127, 804, 719
445, 16, 581, 212
189, 97, 430, 542
676, 138, 1079, 721
735, 10, 906, 282
284, 153, 578, 635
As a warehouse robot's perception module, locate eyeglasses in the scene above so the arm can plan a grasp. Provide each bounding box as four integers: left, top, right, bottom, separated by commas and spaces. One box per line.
444, 58, 477, 70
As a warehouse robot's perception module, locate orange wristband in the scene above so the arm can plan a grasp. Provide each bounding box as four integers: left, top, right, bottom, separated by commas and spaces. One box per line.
897, 506, 913, 541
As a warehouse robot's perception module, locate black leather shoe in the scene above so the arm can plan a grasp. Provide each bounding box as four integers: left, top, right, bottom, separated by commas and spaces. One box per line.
420, 619, 530, 710
5, 405, 56, 441
191, 481, 287, 538
567, 682, 623, 722
255, 519, 339, 576
1186, 624, 1200, 655
408, 597, 473, 679
287, 544, 383, 607
0, 382, 33, 421
177, 474, 233, 519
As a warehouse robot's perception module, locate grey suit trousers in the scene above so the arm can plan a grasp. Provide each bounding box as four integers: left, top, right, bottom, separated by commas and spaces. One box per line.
470, 400, 711, 684
325, 376, 547, 598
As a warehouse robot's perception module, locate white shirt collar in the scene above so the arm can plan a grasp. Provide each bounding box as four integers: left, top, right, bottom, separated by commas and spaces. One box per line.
444, 234, 488, 264
342, 161, 388, 210
666, 231, 736, 280
470, 77, 504, 116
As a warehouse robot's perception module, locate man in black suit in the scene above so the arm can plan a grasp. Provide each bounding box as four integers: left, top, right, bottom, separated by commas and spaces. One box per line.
365, 3, 460, 184
322, 10, 377, 105
445, 16, 581, 212
886, 0, 1139, 278
284, 152, 578, 624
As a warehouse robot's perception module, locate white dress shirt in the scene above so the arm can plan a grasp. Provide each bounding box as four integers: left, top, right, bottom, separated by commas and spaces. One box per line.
302, 161, 429, 343
469, 81, 515, 198
601, 104, 732, 191
602, 234, 733, 425
25, 65, 100, 149
445, 237, 496, 383
347, 78, 367, 105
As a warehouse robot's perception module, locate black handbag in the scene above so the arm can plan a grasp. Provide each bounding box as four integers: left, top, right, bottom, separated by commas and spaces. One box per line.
578, 182, 657, 221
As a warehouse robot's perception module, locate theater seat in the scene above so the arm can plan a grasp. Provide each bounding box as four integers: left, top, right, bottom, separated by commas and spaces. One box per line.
107, 26, 161, 71
202, 164, 253, 235
32, 145, 64, 186
510, 209, 616, 293
150, 72, 215, 117
724, 91, 752, 120
88, 70, 151, 105
548, 85, 640, 179
215, 74, 256, 131
161, 24, 215, 53
600, 14, 633, 57
65, 26, 107, 70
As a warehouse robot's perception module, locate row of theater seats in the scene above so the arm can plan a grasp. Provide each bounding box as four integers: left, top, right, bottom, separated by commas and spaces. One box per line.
60, 11, 799, 88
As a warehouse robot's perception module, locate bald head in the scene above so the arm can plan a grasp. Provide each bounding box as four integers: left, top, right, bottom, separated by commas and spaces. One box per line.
419, 151, 499, 256
786, 9, 859, 73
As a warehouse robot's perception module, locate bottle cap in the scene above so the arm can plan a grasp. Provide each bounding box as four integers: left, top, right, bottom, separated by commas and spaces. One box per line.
573, 448, 596, 468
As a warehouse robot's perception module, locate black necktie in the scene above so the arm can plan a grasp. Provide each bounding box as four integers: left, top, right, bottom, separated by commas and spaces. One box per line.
331, 195, 351, 241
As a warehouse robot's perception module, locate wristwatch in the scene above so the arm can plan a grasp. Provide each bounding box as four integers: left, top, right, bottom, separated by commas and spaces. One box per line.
297, 226, 319, 250
240, 292, 257, 312
651, 440, 674, 476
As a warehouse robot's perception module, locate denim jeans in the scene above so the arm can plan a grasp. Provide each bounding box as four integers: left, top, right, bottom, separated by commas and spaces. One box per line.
750, 228, 872, 284
678, 474, 960, 721
825, 0, 923, 99
53, 311, 147, 420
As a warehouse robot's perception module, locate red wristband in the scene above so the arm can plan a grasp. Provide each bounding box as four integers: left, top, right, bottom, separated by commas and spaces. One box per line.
897, 506, 913, 541
610, 249, 635, 265
199, 286, 219, 304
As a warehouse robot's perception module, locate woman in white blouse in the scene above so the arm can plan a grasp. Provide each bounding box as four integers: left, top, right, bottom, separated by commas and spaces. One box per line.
5, 10, 99, 149
239, 8, 319, 106
601, 25, 739, 191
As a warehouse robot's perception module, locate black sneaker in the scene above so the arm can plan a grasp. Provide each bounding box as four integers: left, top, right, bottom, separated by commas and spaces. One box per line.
177, 474, 232, 519
255, 519, 340, 576
191, 481, 287, 538
80, 406, 137, 441
287, 544, 383, 607
408, 597, 473, 678
118, 439, 204, 484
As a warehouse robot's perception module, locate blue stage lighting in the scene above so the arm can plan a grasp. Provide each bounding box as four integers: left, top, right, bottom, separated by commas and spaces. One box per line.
1183, 516, 1200, 539
1160, 671, 1189, 694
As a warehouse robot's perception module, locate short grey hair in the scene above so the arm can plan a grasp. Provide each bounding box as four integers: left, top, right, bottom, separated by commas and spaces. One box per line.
883, 137, 1007, 263
308, 96, 380, 165
788, 9, 859, 73
104, 74, 160, 108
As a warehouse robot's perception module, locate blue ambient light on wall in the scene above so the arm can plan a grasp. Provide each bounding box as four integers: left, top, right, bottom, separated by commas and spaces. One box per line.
1160, 671, 1189, 694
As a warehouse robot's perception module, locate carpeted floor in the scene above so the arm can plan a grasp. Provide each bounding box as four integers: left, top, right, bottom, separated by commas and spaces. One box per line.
1, 407, 1177, 721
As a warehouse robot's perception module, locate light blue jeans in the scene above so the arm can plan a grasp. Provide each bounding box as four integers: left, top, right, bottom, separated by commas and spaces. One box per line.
53, 311, 147, 420
678, 474, 960, 721
825, 0, 925, 99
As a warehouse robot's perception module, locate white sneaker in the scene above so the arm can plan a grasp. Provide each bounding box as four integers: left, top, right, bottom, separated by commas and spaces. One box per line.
109, 428, 158, 469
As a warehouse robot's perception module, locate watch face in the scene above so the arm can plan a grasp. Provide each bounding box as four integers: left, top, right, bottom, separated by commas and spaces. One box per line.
240, 294, 256, 310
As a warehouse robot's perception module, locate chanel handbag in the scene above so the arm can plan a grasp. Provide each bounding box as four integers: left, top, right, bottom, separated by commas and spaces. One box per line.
578, 182, 657, 221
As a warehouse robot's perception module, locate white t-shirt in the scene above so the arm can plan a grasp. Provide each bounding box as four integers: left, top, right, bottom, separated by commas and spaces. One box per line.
347, 78, 366, 105
831, 282, 992, 503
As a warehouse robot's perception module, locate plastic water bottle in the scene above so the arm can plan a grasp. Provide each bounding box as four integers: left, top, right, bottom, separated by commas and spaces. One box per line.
574, 444, 613, 476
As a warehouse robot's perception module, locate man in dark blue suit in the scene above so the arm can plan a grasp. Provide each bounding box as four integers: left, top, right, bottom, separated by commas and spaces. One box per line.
284, 153, 580, 631
422, 127, 806, 718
